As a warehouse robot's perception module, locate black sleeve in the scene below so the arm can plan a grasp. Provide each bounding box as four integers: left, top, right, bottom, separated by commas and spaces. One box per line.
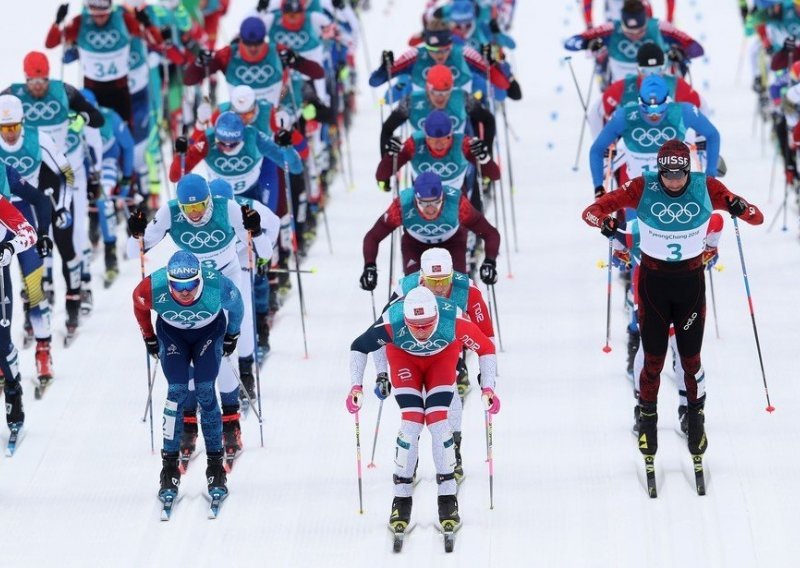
379, 106, 409, 157
6, 166, 52, 234
350, 319, 393, 353
468, 104, 496, 152
65, 83, 104, 127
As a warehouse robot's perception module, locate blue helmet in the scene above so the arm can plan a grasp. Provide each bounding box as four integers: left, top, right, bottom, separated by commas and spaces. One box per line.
215, 111, 245, 145
167, 250, 202, 293
209, 178, 234, 200
240, 16, 266, 45
176, 173, 210, 205
413, 172, 443, 200
424, 110, 453, 138
638, 75, 669, 116
450, 1, 475, 24
80, 88, 98, 108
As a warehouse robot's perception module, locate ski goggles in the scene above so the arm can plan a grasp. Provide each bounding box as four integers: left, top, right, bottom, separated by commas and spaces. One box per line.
216, 139, 241, 152
0, 123, 22, 135
638, 65, 664, 77
428, 87, 453, 97
179, 197, 210, 217
405, 315, 438, 335
659, 168, 689, 180
422, 274, 453, 287
425, 44, 452, 54
416, 195, 444, 214
25, 77, 49, 87
638, 101, 668, 119
168, 273, 201, 293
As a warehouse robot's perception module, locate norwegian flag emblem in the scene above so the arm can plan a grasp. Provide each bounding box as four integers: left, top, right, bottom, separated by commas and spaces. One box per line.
413, 307, 424, 316
432, 264, 441, 272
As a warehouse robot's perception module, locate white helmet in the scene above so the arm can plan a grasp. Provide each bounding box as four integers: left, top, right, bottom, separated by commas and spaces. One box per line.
160, 0, 181, 9
0, 95, 24, 126
85, 0, 112, 13
420, 247, 453, 278
403, 286, 439, 342
230, 85, 256, 114
126, 0, 147, 8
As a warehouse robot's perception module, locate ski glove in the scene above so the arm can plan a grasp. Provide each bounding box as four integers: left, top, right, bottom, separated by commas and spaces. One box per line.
469, 139, 491, 164
36, 234, 54, 258
784, 36, 797, 52
128, 207, 148, 238
0, 242, 14, 267
360, 263, 378, 291
135, 8, 152, 28
587, 38, 604, 52
279, 47, 298, 67
54, 208, 73, 230
374, 373, 391, 400
611, 248, 631, 269
667, 45, 686, 63
489, 19, 501, 34
479, 258, 498, 285
275, 129, 293, 147
725, 195, 749, 217
197, 49, 214, 66
55, 3, 69, 25
160, 26, 173, 45
222, 333, 240, 357
382, 50, 394, 69
480, 43, 494, 64
119, 176, 132, 198
257, 0, 270, 13
600, 216, 618, 238
332, 0, 345, 8
702, 246, 718, 269
345, 385, 363, 413
197, 101, 212, 124
242, 205, 262, 236
143, 335, 160, 358
384, 136, 402, 157
594, 185, 606, 199
175, 136, 188, 154
482, 388, 501, 414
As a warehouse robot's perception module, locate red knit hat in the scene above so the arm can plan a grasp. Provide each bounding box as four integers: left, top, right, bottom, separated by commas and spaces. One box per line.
656, 139, 690, 171
426, 64, 454, 91
23, 51, 50, 80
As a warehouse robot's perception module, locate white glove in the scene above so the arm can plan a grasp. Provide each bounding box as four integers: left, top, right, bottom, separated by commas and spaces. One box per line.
197, 102, 212, 125
0, 242, 15, 267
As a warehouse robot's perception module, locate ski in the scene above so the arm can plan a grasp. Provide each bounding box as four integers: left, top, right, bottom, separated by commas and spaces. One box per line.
692, 455, 706, 496
103, 269, 119, 289
64, 327, 78, 348
178, 449, 198, 474
223, 446, 240, 473
6, 424, 23, 457
159, 490, 179, 521
388, 522, 415, 553
34, 377, 53, 400
644, 455, 657, 498
207, 488, 228, 519
437, 520, 461, 553
22, 328, 34, 349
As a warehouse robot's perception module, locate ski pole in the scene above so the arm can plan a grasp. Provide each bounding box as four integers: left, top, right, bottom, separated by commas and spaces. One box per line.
0, 267, 9, 328
500, 102, 519, 252
707, 267, 720, 340
781, 179, 789, 231
354, 8, 376, 105
485, 410, 494, 510
369, 289, 378, 321
225, 356, 265, 425
247, 233, 265, 448
564, 55, 594, 172
766, 197, 786, 233
137, 237, 155, 452
269, 267, 317, 274
489, 283, 504, 352
354, 410, 364, 514
282, 158, 310, 358
366, 398, 384, 468
602, 240, 613, 353
385, 59, 400, 301
732, 216, 775, 413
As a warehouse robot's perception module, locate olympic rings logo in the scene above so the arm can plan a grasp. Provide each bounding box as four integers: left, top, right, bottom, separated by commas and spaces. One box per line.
1, 156, 35, 172
407, 222, 456, 236
650, 202, 701, 224
417, 162, 460, 177
86, 30, 121, 50
213, 155, 254, 173
617, 39, 642, 59
179, 230, 228, 249
23, 100, 62, 122
273, 31, 310, 50
129, 48, 144, 67
161, 310, 214, 322
398, 337, 449, 354
630, 126, 677, 148
234, 64, 275, 84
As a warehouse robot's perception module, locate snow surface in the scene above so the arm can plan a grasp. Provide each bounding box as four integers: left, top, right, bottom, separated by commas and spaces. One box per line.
0, 0, 798, 566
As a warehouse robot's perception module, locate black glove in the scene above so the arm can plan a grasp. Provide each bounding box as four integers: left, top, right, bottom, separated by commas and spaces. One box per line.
432, 7, 445, 18
242, 205, 262, 235
55, 3, 69, 25
374, 372, 391, 399
87, 173, 101, 201
36, 234, 53, 258
480, 258, 498, 285
197, 49, 213, 66
600, 216, 618, 238
275, 129, 292, 146
128, 207, 148, 238
332, 0, 345, 9
175, 136, 188, 154
381, 50, 394, 70
257, 0, 270, 12
725, 195, 748, 217
481, 43, 493, 64
740, 4, 749, 22
594, 185, 606, 199
222, 333, 240, 356
359, 263, 378, 291
587, 37, 604, 52
667, 45, 686, 63
469, 138, 490, 164
160, 26, 173, 45
489, 19, 501, 34
279, 46, 297, 67
144, 335, 159, 358
695, 138, 707, 151
135, 8, 152, 28
54, 208, 72, 229
784, 36, 797, 52
384, 136, 402, 157
752, 76, 765, 94
506, 78, 522, 100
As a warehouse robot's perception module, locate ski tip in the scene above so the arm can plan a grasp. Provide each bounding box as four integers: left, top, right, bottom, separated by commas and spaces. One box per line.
602, 346, 612, 353
766, 405, 776, 414
367, 463, 376, 469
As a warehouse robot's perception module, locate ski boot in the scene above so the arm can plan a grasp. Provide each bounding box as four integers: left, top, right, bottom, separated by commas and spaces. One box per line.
626, 329, 640, 380
678, 405, 689, 437
238, 357, 256, 405
21, 290, 34, 348
687, 397, 707, 455
159, 450, 181, 500
437, 493, 461, 549
206, 450, 228, 495
89, 211, 101, 251
104, 242, 119, 288
179, 412, 198, 473
268, 288, 281, 321
42, 276, 55, 306
222, 407, 242, 471
453, 432, 464, 484
80, 283, 94, 316
64, 294, 81, 347
389, 496, 413, 532
5, 379, 25, 456
256, 313, 271, 358
456, 357, 470, 399
34, 339, 54, 398
637, 402, 658, 456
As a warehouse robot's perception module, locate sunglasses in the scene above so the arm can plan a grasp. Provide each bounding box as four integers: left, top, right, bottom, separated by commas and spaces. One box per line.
169, 275, 201, 293
416, 196, 444, 209
405, 315, 437, 333
659, 168, 689, 180
0, 123, 22, 135
180, 197, 209, 217
423, 274, 452, 287
425, 44, 452, 53
428, 88, 452, 97
216, 140, 240, 151
26, 77, 48, 86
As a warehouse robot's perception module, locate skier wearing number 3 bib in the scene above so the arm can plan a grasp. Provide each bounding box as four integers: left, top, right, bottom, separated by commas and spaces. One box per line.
581, 139, 763, 462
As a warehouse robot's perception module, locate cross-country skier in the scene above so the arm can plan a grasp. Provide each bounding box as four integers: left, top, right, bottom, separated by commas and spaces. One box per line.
581, 0, 676, 29
346, 286, 500, 539
132, 250, 243, 508
581, 139, 763, 460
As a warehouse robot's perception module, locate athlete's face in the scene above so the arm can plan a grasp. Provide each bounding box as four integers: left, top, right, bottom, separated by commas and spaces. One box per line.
0, 124, 22, 146
89, 11, 112, 26
622, 25, 646, 41
427, 86, 452, 109
425, 134, 452, 157
406, 315, 438, 342
660, 171, 689, 192
171, 287, 200, 305
416, 195, 444, 221
26, 78, 49, 99
241, 42, 264, 61
180, 198, 210, 223
421, 274, 453, 297
428, 46, 452, 65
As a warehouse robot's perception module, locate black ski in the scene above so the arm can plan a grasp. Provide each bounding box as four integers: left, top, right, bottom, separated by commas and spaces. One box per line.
223, 446, 240, 473
207, 488, 228, 519
437, 521, 461, 553
644, 455, 657, 498
64, 327, 78, 348
159, 490, 178, 521
5, 424, 23, 457
34, 377, 53, 399
388, 522, 415, 552
692, 455, 706, 496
